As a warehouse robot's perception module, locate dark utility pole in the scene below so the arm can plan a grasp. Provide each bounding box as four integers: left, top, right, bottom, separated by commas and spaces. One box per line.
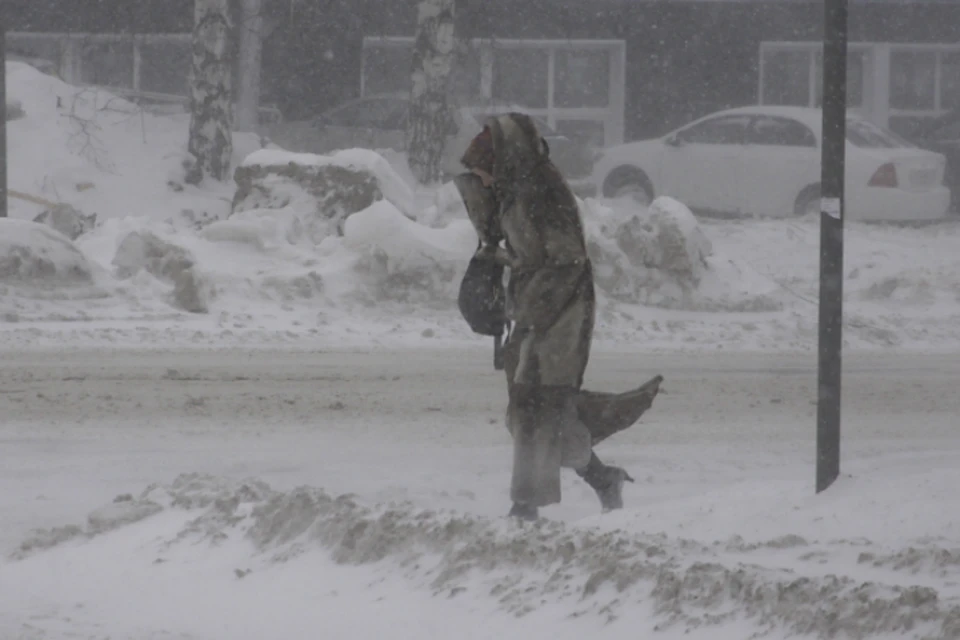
0, 26, 7, 219
816, 0, 847, 493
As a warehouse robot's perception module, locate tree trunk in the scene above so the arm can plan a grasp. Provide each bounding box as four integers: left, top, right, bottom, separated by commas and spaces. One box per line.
186, 0, 234, 184
406, 0, 456, 185
234, 0, 263, 133
1, 29, 7, 218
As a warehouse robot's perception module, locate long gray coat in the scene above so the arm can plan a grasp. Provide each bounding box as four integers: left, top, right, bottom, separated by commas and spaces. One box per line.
460, 113, 595, 505
455, 171, 662, 447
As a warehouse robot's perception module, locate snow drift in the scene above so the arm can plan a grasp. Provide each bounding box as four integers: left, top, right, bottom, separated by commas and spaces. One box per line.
4, 60, 259, 227
224, 146, 775, 312
584, 197, 781, 311
0, 219, 94, 286
7, 58, 960, 352
12, 473, 960, 640
232, 148, 417, 241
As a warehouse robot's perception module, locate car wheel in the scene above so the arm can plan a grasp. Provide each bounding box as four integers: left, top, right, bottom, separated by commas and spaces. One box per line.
603, 167, 654, 207
794, 185, 821, 217
611, 183, 653, 207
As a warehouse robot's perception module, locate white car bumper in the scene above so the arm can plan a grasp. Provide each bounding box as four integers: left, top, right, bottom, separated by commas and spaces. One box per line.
849, 185, 951, 222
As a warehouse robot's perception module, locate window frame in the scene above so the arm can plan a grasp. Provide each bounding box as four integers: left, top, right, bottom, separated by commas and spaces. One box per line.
322, 96, 407, 129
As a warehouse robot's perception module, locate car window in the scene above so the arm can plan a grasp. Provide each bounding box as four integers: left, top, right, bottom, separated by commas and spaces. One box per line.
747, 116, 817, 147
324, 98, 406, 129
676, 115, 752, 145
846, 119, 917, 149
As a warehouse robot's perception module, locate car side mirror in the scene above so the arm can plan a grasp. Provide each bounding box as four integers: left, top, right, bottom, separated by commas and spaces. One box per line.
666, 134, 683, 147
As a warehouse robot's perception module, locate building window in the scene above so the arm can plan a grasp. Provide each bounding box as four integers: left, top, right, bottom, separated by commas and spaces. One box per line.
890, 51, 936, 110
7, 35, 63, 76
360, 36, 626, 146
78, 39, 135, 89
450, 45, 483, 104
554, 49, 609, 108
139, 41, 191, 95
362, 43, 413, 95
492, 47, 548, 108
814, 50, 864, 108
554, 119, 606, 148
941, 52, 960, 111
761, 50, 810, 106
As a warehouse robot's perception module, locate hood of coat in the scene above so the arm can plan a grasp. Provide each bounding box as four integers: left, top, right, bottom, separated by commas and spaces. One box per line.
486, 112, 551, 189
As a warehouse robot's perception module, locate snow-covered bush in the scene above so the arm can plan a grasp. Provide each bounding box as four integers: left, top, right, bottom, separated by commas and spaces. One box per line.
583, 197, 780, 311
0, 219, 94, 286
112, 230, 209, 313
33, 204, 98, 241
343, 200, 476, 305
232, 149, 416, 244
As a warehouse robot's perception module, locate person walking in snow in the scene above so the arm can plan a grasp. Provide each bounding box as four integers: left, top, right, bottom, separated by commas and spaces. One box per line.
458, 112, 643, 521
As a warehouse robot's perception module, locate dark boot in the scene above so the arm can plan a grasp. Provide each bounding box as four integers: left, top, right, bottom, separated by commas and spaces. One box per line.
507, 502, 539, 521
577, 453, 635, 512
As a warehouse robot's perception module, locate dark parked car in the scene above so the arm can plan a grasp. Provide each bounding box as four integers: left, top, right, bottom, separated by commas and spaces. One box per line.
912, 111, 960, 212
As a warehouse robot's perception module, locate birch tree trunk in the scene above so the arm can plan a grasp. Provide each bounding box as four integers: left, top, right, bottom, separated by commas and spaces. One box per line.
186, 0, 234, 184
406, 0, 456, 185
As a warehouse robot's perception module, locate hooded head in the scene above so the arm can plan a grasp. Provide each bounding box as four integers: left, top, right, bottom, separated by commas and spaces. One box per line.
460, 113, 552, 193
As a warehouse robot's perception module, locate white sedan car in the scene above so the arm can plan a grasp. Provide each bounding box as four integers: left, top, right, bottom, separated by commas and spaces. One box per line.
592, 106, 951, 222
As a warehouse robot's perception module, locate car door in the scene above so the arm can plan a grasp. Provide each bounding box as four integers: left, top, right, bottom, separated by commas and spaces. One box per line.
659, 114, 751, 215
742, 116, 820, 216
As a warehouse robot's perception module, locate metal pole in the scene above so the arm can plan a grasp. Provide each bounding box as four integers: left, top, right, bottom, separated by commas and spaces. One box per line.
816, 0, 847, 494
0, 26, 7, 219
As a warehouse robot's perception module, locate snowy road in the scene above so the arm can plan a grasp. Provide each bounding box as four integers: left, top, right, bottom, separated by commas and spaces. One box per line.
2, 347, 959, 639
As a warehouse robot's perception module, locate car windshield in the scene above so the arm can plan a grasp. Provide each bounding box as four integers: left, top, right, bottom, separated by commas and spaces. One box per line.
845, 118, 916, 149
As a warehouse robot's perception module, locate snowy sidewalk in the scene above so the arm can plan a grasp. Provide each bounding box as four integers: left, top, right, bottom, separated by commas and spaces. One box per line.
2, 348, 958, 639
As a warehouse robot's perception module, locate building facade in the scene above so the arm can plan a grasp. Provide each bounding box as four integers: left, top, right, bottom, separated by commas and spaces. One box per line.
760, 40, 960, 135
6, 0, 959, 143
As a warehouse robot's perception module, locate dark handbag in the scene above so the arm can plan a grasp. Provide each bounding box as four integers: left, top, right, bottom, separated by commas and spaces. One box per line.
458, 246, 507, 370
454, 172, 507, 370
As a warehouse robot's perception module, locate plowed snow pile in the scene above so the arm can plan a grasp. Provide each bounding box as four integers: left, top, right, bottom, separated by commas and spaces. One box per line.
8, 473, 960, 640
4, 59, 960, 352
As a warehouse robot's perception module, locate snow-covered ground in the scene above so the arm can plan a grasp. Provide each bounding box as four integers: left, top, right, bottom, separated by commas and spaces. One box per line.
2, 348, 959, 639
3, 61, 960, 640
4, 60, 960, 354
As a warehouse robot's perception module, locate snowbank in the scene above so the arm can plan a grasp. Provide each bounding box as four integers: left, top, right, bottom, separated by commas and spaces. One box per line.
343, 200, 477, 303
112, 230, 210, 313
0, 219, 118, 323
237, 148, 416, 220
6, 58, 960, 352
0, 219, 94, 286
228, 149, 476, 305
32, 203, 98, 240
583, 197, 781, 311
4, 61, 255, 227
11, 472, 960, 639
